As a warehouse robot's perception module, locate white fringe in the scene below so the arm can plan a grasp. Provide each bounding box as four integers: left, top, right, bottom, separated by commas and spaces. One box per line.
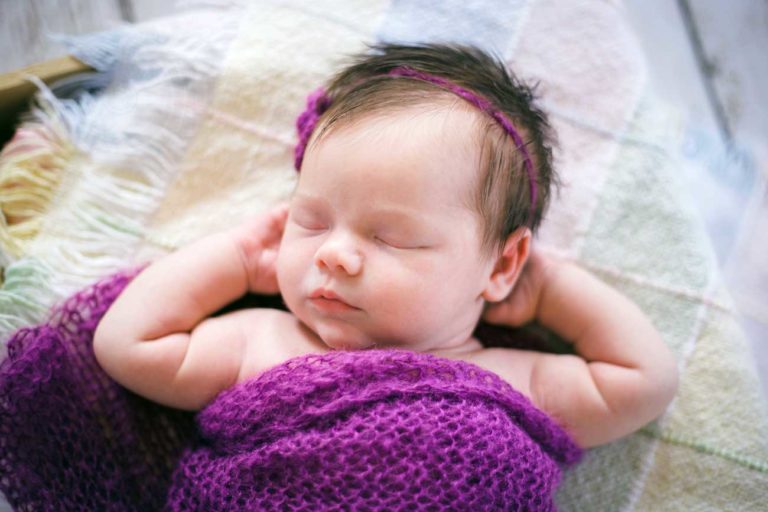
0, 5, 244, 344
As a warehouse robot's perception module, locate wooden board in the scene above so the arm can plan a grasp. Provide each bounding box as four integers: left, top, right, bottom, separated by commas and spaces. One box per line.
685, 0, 768, 332
0, 0, 124, 74
129, 0, 177, 22
0, 56, 92, 146
0, 0, 175, 145
686, 0, 768, 148
622, 0, 726, 145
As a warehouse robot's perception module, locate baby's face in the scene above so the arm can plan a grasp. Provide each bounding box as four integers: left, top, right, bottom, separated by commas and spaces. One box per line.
277, 106, 496, 352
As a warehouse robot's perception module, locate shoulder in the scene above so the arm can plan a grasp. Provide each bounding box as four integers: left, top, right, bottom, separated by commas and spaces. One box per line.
454, 348, 591, 442
234, 308, 330, 383
445, 346, 541, 401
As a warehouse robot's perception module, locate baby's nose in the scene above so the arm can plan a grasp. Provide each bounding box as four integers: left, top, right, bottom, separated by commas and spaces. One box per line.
315, 235, 363, 276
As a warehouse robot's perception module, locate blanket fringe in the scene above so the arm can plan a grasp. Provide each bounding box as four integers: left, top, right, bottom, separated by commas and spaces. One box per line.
0, 259, 52, 357
0, 88, 80, 264
0, 7, 243, 346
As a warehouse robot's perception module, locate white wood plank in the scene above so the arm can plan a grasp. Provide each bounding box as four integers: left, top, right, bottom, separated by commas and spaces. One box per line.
128, 0, 177, 22
686, 0, 768, 148
624, 1, 768, 397
686, 0, 768, 297
0, 0, 124, 73
622, 0, 726, 145
682, 0, 768, 396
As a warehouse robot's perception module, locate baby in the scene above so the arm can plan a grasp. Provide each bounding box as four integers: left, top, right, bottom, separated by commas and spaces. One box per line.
94, 43, 678, 449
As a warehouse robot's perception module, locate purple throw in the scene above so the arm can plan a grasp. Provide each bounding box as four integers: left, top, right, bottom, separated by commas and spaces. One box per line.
0, 271, 581, 511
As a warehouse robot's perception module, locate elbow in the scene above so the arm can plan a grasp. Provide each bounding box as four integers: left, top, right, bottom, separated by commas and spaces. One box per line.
93, 319, 120, 377
642, 340, 680, 420
615, 334, 680, 438
657, 352, 679, 412
93, 320, 109, 370
93, 315, 137, 382
655, 330, 679, 406
632, 320, 679, 416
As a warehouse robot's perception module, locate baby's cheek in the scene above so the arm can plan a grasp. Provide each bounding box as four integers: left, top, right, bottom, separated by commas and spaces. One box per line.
371, 268, 437, 329
275, 250, 290, 295
276, 243, 305, 312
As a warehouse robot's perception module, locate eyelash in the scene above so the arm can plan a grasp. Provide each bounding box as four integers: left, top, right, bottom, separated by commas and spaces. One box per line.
374, 236, 404, 249
374, 236, 427, 251
293, 218, 424, 250
292, 217, 326, 231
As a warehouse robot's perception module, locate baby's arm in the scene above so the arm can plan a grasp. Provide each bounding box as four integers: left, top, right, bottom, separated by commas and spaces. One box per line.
93, 205, 288, 410
484, 251, 679, 448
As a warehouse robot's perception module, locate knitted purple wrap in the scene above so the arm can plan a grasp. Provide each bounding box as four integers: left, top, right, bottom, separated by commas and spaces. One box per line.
0, 272, 581, 511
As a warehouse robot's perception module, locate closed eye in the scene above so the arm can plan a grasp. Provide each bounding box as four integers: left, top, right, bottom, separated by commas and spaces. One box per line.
290, 215, 326, 231
374, 236, 428, 250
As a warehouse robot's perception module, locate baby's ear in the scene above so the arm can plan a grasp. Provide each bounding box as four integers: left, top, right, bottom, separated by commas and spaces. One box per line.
481, 227, 531, 302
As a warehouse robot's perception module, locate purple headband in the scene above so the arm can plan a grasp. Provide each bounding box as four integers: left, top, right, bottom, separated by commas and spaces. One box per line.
294, 66, 538, 221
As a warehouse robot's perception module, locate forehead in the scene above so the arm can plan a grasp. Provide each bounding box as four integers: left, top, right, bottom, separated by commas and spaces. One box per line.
300, 104, 483, 209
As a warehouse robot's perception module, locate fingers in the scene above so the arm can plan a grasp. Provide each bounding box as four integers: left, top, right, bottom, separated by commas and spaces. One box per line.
261, 204, 290, 245
482, 301, 512, 324
268, 202, 290, 225
231, 203, 292, 294
252, 247, 281, 294
238, 203, 290, 244
482, 293, 532, 327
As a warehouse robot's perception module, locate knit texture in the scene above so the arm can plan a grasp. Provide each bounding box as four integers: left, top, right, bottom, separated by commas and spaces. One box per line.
0, 270, 196, 510
4, 1, 768, 510
0, 271, 581, 511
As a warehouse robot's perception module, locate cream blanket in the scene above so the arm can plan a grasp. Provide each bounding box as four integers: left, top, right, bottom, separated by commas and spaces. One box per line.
1, 0, 766, 510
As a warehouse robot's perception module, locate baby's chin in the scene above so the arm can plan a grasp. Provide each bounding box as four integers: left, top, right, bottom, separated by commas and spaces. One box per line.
302, 316, 378, 351
319, 329, 378, 351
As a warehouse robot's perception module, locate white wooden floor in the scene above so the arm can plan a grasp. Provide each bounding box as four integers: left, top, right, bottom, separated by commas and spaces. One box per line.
1, 0, 767, 387
624, 0, 768, 393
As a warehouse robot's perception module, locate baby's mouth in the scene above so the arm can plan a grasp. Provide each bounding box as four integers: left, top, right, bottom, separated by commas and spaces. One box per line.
308, 288, 361, 313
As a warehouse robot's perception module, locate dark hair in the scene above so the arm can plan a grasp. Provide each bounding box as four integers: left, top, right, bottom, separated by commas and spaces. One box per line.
307, 43, 558, 253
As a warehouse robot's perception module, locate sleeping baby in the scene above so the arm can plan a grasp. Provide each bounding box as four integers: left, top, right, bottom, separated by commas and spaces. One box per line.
94, 43, 678, 449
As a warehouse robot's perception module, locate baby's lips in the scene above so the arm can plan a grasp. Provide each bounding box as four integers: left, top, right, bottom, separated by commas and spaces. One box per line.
309, 287, 361, 310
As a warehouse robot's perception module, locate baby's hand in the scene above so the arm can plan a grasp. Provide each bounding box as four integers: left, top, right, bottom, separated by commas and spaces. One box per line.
232, 203, 289, 294
483, 249, 555, 327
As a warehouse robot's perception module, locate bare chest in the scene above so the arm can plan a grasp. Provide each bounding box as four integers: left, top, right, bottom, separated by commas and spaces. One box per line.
234, 310, 537, 404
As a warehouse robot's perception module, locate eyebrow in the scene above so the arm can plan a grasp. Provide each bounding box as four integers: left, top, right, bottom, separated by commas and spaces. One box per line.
292, 192, 328, 207
292, 193, 433, 228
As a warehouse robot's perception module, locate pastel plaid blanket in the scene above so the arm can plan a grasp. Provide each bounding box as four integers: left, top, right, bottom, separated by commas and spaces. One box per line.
1, 0, 766, 510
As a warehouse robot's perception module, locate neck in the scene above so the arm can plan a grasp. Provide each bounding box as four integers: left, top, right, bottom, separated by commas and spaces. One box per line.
427, 335, 483, 357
